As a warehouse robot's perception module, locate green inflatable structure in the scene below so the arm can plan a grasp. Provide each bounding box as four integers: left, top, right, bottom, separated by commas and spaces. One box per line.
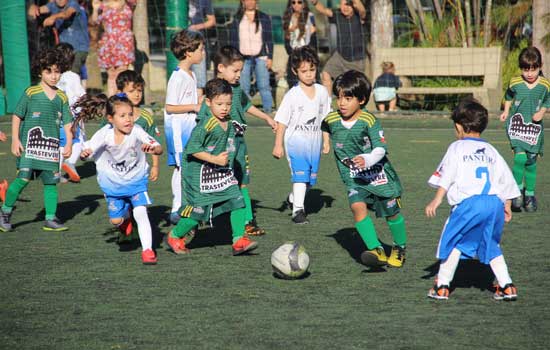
165, 0, 188, 79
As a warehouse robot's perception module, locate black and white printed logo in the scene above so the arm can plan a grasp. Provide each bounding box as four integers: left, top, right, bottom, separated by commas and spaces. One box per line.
200, 163, 238, 193
342, 157, 388, 186
25, 126, 59, 162
508, 113, 542, 146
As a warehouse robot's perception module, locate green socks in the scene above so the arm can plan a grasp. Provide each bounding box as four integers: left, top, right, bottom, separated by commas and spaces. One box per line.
241, 187, 254, 224
387, 214, 407, 247
355, 216, 381, 250
512, 153, 527, 190
2, 178, 29, 212
44, 185, 58, 220
230, 207, 246, 242
524, 163, 537, 196
172, 217, 199, 243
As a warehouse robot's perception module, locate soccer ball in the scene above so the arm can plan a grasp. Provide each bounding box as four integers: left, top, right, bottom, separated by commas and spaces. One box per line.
271, 242, 310, 279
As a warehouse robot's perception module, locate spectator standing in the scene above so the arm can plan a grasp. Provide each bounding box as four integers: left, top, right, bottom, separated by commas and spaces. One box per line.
229, 0, 274, 113
28, 0, 90, 78
309, 0, 367, 94
91, 0, 135, 96
187, 0, 216, 97
283, 0, 317, 87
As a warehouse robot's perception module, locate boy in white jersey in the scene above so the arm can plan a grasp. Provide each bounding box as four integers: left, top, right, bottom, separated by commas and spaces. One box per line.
76, 94, 163, 265
273, 46, 331, 224
164, 30, 205, 224
425, 99, 520, 301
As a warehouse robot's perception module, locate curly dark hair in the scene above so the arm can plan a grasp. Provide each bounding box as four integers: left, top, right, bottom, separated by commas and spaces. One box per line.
116, 70, 145, 91
282, 0, 311, 41
31, 48, 63, 78
55, 43, 75, 73
451, 98, 488, 134
170, 29, 204, 61
72, 94, 133, 133
290, 45, 320, 72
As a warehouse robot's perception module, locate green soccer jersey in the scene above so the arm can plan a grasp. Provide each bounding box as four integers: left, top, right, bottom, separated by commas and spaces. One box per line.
197, 83, 251, 137
182, 110, 241, 207
321, 109, 402, 198
13, 84, 72, 171
504, 76, 550, 153
135, 108, 161, 142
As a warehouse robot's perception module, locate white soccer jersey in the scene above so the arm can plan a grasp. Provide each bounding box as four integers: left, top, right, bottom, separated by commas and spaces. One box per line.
428, 137, 520, 206
84, 124, 160, 197
57, 71, 85, 107
275, 84, 331, 161
164, 67, 198, 165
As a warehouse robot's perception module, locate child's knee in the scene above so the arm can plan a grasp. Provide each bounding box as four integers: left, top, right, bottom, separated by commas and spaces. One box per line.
110, 217, 123, 226
350, 202, 368, 221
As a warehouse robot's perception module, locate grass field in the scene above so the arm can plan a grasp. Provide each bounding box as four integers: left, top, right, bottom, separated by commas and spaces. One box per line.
1, 116, 549, 349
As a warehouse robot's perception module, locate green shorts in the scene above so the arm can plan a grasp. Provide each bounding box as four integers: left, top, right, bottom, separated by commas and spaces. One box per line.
347, 187, 402, 218
17, 168, 60, 185
178, 196, 245, 222
234, 138, 250, 185
513, 149, 539, 166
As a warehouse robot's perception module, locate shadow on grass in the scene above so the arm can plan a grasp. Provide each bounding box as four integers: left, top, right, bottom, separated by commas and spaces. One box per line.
12, 194, 103, 229
75, 161, 96, 180
273, 188, 335, 214
327, 227, 392, 273
422, 259, 495, 292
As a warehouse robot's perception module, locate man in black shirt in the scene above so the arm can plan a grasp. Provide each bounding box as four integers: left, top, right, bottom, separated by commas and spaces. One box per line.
310, 0, 367, 94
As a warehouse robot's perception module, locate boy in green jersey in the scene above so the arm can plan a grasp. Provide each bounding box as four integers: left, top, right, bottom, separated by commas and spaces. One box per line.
499, 47, 550, 212
321, 70, 408, 268
0, 49, 73, 232
166, 78, 259, 256
197, 46, 277, 236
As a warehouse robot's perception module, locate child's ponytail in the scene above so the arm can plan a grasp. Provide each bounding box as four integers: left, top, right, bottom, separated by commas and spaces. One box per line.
72, 93, 132, 133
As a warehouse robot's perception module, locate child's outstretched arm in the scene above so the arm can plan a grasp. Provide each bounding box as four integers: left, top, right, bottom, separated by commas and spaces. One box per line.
499, 101, 512, 122
425, 187, 447, 218
11, 115, 23, 157
272, 123, 287, 159
322, 131, 330, 154
141, 143, 163, 155
351, 147, 386, 169
165, 103, 201, 114
504, 199, 512, 223
247, 105, 277, 131
193, 151, 228, 166
149, 155, 160, 181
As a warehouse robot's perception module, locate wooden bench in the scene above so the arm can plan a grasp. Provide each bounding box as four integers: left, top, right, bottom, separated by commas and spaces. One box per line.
371, 47, 503, 110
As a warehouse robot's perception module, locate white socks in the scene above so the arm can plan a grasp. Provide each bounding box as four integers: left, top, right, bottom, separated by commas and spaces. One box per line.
437, 248, 461, 286
171, 167, 182, 213
490, 255, 513, 287
291, 183, 307, 215
133, 206, 152, 251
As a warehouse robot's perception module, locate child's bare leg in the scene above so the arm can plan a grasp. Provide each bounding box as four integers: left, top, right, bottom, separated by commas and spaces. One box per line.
389, 98, 397, 111
351, 202, 381, 250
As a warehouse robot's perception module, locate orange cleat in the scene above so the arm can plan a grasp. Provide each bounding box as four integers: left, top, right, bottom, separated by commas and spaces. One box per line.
141, 249, 158, 265
0, 179, 8, 202
62, 163, 81, 183
166, 231, 190, 254
232, 236, 258, 256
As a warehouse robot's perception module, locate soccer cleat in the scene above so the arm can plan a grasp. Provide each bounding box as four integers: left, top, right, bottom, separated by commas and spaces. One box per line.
141, 249, 158, 265
360, 247, 388, 267
43, 217, 68, 231
493, 283, 518, 301
166, 231, 190, 254
292, 209, 309, 224
427, 284, 450, 300
0, 179, 8, 202
523, 195, 537, 212
169, 212, 180, 225
118, 217, 133, 237
245, 222, 266, 236
0, 208, 12, 232
387, 245, 406, 268
286, 195, 293, 211
232, 236, 258, 256
62, 162, 80, 182
511, 196, 522, 212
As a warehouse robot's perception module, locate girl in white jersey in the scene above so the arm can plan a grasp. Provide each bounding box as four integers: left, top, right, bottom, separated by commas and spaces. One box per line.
75, 94, 163, 265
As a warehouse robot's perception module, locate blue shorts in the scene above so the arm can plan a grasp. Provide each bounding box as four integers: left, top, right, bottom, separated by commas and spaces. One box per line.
288, 151, 320, 185
105, 191, 152, 219
436, 195, 504, 264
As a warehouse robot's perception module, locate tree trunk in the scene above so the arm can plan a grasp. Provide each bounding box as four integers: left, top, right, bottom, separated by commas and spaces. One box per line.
415, 0, 429, 41
370, 0, 393, 80
433, 0, 443, 21
473, 0, 481, 45
533, 0, 550, 78
483, 0, 492, 47
456, 0, 468, 47
133, 0, 152, 103
464, 0, 473, 47
404, 0, 424, 41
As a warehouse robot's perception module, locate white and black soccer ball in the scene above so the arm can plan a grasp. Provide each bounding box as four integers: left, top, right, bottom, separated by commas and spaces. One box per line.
271, 242, 310, 279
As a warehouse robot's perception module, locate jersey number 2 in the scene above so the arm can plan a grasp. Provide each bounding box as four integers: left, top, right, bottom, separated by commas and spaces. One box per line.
476, 166, 491, 195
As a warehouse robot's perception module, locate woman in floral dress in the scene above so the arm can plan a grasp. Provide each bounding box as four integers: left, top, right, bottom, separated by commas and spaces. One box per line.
92, 0, 135, 96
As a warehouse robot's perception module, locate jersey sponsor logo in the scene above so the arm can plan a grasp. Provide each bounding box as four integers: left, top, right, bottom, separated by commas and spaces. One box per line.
232, 120, 247, 136
363, 136, 371, 149
199, 163, 238, 193
192, 206, 205, 214
294, 116, 320, 132
386, 198, 397, 208
336, 143, 344, 149
25, 126, 60, 162
342, 157, 388, 185
507, 113, 542, 146
227, 138, 236, 153
108, 159, 138, 174
32, 112, 41, 118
